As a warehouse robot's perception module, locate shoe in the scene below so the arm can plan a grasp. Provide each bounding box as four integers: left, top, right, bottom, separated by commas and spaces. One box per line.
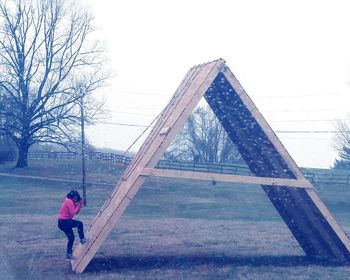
80, 238, 88, 245
66, 254, 75, 261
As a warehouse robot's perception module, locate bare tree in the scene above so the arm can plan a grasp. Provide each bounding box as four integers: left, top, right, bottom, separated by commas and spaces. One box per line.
0, 0, 109, 167
164, 105, 242, 163
333, 119, 350, 168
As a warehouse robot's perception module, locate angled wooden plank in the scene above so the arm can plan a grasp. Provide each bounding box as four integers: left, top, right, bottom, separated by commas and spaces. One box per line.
121, 61, 219, 182
204, 66, 350, 262
72, 59, 226, 273
90, 63, 213, 217
125, 60, 226, 180
141, 168, 313, 189
72, 176, 146, 273
220, 66, 304, 179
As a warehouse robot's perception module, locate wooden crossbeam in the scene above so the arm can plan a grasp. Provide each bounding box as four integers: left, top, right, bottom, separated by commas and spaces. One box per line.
141, 168, 314, 189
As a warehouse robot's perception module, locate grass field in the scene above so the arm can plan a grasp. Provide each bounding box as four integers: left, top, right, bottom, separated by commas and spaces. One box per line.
0, 160, 350, 279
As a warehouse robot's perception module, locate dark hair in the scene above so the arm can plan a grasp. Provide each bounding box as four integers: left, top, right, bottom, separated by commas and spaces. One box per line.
67, 190, 81, 203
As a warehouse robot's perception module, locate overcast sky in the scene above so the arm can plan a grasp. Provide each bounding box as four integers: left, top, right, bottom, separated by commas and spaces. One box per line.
82, 0, 350, 169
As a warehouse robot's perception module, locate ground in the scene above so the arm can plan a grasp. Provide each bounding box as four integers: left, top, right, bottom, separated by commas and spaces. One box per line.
1, 161, 350, 279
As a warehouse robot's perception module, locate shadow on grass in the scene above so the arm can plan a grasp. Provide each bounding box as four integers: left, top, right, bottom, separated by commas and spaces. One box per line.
85, 254, 343, 273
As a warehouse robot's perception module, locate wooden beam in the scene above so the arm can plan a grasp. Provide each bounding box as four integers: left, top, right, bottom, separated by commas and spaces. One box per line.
221, 67, 305, 180
71, 60, 225, 273
141, 168, 314, 189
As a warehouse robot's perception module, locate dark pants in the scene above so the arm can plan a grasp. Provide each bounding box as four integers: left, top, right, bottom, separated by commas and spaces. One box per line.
58, 219, 85, 254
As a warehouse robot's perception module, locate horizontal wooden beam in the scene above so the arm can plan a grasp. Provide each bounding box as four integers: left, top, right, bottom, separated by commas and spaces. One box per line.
141, 168, 314, 189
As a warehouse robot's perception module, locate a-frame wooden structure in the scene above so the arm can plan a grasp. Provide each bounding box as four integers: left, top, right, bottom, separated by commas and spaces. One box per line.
72, 59, 350, 272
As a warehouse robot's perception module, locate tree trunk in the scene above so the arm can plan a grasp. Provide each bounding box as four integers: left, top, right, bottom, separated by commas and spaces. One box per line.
15, 142, 29, 168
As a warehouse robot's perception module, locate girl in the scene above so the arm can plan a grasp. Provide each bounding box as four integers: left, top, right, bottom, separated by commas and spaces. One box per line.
58, 190, 88, 260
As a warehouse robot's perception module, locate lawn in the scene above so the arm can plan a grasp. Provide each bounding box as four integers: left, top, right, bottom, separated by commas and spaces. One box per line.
0, 160, 350, 279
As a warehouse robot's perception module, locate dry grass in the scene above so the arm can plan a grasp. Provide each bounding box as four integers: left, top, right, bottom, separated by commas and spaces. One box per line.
5, 215, 350, 280
1, 161, 350, 279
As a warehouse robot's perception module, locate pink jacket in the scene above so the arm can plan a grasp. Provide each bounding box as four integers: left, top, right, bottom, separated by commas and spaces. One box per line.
58, 198, 83, 220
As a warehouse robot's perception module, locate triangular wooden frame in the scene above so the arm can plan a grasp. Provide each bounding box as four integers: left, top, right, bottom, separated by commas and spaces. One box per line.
72, 59, 350, 272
